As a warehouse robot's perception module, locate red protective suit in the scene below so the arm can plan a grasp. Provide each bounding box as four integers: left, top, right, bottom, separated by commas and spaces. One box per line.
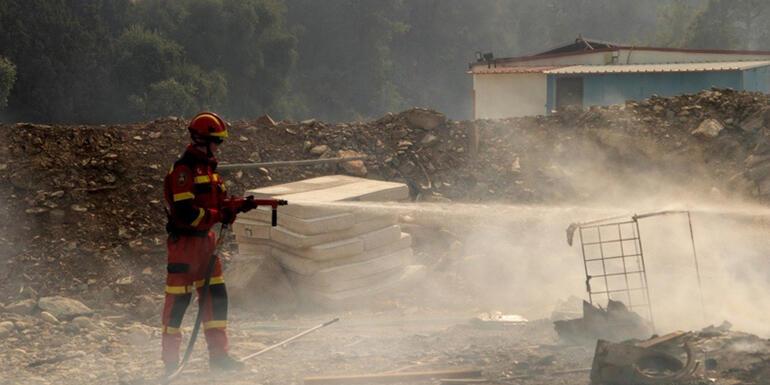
161, 144, 239, 366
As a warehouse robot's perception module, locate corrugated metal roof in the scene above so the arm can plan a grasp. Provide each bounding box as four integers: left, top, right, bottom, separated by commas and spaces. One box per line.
469, 65, 563, 74
544, 61, 770, 74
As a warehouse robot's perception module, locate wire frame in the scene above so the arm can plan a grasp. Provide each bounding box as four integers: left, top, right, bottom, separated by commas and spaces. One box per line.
578, 219, 655, 328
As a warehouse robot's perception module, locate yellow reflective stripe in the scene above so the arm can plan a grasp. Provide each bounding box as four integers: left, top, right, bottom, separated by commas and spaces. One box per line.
212, 173, 220, 182
173, 192, 195, 201
164, 326, 181, 334
203, 320, 227, 330
194, 276, 225, 288
209, 130, 228, 138
190, 208, 205, 227
194, 175, 211, 184
165, 285, 192, 294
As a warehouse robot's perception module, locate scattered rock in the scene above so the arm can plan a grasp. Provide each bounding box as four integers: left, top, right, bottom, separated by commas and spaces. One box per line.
691, 118, 724, 139
0, 321, 15, 338
72, 316, 95, 330
5, 299, 36, 315
403, 108, 446, 130
122, 323, 154, 346
310, 144, 330, 155
133, 295, 157, 318
510, 156, 521, 173
37, 296, 93, 320
70, 204, 88, 212
337, 150, 367, 177
256, 114, 277, 127
420, 133, 439, 146
39, 311, 60, 324
741, 113, 764, 132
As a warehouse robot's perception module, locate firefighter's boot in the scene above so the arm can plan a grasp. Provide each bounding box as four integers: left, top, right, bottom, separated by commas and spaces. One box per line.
164, 361, 179, 377
209, 354, 245, 372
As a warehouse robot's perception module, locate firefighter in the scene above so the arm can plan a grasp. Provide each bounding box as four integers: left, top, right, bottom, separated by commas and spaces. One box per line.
161, 111, 254, 373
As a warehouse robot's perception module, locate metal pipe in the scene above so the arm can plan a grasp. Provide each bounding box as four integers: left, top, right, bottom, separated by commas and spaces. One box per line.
240, 318, 339, 362
687, 211, 707, 324
218, 156, 369, 171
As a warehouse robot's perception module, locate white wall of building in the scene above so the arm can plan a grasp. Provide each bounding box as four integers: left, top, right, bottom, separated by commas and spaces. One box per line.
473, 73, 547, 119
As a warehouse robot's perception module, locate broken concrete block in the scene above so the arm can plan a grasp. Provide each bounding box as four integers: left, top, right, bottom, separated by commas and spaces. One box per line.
232, 218, 271, 240
236, 241, 272, 259
273, 233, 412, 275
291, 237, 363, 261
247, 175, 361, 200
294, 247, 410, 280
270, 216, 397, 248
360, 225, 402, 250
244, 209, 355, 235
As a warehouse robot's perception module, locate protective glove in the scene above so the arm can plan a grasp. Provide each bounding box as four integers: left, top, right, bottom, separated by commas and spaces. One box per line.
221, 206, 237, 225
239, 196, 258, 213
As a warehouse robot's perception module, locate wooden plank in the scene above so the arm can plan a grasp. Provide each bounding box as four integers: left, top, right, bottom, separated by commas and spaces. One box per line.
304, 368, 482, 385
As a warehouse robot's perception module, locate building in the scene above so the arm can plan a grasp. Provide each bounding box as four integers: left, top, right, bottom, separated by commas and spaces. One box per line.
469, 37, 770, 119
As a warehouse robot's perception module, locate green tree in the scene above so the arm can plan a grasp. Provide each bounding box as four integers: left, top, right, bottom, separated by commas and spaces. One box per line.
131, 0, 296, 119
654, 0, 705, 47
686, 0, 741, 49
0, 0, 130, 122
112, 25, 229, 120
113, 25, 185, 97
145, 79, 197, 117
0, 57, 16, 110
286, 0, 406, 121
683, 0, 770, 49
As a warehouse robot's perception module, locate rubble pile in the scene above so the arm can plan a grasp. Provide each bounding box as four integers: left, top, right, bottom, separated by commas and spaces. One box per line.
2, 89, 770, 308
2, 89, 770, 384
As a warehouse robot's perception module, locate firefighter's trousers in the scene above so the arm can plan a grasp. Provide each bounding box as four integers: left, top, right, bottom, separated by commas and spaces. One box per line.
161, 231, 229, 365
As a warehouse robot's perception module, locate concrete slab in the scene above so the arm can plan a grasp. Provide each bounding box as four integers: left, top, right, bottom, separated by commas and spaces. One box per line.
241, 209, 355, 235
291, 237, 364, 261
232, 218, 271, 239
294, 247, 409, 284
236, 242, 271, 259
246, 175, 361, 198
360, 225, 402, 250
270, 216, 397, 249
245, 176, 409, 219
262, 202, 345, 220
273, 233, 412, 275
274, 180, 409, 204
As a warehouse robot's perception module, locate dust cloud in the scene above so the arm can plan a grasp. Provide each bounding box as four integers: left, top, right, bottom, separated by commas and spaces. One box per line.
296, 186, 770, 338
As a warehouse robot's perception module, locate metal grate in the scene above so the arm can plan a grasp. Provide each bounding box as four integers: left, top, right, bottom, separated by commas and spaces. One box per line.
577, 219, 654, 327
